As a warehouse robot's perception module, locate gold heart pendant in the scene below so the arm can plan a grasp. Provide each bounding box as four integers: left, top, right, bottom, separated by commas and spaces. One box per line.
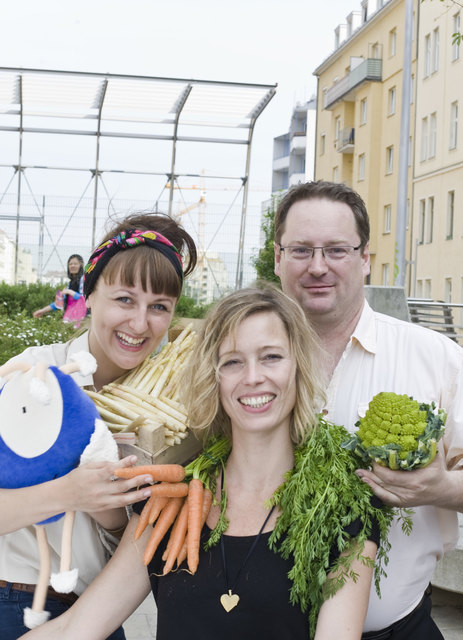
220, 590, 239, 612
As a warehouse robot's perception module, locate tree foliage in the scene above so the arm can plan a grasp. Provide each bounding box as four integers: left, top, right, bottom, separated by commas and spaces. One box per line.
421, 0, 463, 45
250, 194, 282, 285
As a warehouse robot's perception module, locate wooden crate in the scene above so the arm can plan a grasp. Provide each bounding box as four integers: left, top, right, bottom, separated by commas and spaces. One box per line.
118, 429, 203, 467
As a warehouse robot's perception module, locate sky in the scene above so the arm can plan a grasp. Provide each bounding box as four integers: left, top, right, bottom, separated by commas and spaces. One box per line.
0, 0, 358, 281
1, 0, 358, 187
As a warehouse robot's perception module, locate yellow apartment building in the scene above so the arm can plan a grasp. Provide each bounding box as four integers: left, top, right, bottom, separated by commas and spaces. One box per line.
313, 0, 418, 289
413, 1, 462, 310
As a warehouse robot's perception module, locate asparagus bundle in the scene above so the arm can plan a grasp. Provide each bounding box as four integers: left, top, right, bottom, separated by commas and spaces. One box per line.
86, 324, 196, 450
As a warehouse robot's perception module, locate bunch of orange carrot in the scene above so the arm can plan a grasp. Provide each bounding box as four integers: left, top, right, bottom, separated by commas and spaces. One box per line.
115, 463, 213, 573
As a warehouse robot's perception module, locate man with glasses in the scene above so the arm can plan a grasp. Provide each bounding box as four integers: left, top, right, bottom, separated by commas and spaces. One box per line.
274, 181, 463, 639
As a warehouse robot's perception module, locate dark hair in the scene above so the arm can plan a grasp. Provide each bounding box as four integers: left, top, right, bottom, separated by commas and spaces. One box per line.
91, 213, 197, 300
274, 181, 370, 248
67, 254, 84, 291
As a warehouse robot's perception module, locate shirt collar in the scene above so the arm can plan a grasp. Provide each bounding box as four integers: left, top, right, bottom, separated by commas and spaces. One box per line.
67, 331, 95, 388
351, 299, 377, 355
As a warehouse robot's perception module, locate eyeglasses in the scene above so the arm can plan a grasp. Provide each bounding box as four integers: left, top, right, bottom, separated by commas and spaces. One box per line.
278, 244, 361, 261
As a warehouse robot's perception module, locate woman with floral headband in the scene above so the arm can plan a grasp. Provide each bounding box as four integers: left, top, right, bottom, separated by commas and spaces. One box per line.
0, 213, 197, 640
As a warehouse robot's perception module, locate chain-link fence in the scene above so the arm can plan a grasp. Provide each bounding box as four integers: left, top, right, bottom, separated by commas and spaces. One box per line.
0, 190, 263, 302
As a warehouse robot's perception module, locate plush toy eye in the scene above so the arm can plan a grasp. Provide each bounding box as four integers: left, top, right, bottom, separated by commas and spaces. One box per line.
22, 407, 27, 414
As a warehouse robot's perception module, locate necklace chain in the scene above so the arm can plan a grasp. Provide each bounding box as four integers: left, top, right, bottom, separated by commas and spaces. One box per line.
219, 472, 276, 613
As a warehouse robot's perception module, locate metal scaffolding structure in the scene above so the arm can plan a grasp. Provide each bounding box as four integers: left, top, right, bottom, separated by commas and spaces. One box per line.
0, 67, 276, 287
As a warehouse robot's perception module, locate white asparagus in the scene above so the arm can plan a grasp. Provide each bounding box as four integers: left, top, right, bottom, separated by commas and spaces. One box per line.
94, 406, 131, 425
86, 326, 197, 452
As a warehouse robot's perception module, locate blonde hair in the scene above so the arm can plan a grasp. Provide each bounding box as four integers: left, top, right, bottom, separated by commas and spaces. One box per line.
181, 283, 326, 446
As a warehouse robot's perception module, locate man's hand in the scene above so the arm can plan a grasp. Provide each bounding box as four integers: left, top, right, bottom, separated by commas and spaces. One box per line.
355, 455, 463, 510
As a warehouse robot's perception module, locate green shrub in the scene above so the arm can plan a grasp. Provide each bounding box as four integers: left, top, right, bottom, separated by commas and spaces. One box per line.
175, 294, 213, 319
0, 311, 75, 365
0, 281, 62, 316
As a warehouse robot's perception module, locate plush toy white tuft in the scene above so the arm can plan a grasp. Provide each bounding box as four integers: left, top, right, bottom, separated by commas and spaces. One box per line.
0, 353, 118, 628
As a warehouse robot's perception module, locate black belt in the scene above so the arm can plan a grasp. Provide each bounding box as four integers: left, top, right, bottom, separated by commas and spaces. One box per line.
361, 584, 432, 640
0, 579, 79, 606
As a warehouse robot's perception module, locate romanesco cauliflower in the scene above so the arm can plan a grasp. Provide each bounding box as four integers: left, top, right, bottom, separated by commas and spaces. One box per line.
342, 392, 446, 470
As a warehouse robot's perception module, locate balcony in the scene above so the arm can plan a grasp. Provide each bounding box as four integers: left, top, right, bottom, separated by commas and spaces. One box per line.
273, 154, 290, 171
337, 127, 355, 153
290, 133, 307, 153
324, 58, 382, 109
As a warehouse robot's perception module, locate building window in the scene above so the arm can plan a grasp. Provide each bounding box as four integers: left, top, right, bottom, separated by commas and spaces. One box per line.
335, 116, 341, 146
421, 117, 428, 161
429, 112, 437, 158
388, 86, 396, 115
446, 190, 455, 239
384, 205, 392, 233
382, 264, 390, 286
424, 33, 431, 77
333, 166, 339, 183
320, 133, 326, 155
416, 279, 423, 298
371, 42, 381, 59
361, 0, 368, 23
424, 279, 432, 298
450, 101, 458, 149
445, 278, 452, 303
418, 199, 426, 243
358, 153, 365, 181
386, 146, 394, 174
360, 98, 367, 125
389, 28, 397, 57
432, 27, 440, 73
452, 13, 461, 61
426, 196, 434, 243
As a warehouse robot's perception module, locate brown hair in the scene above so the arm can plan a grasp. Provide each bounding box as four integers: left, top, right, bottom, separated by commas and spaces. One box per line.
274, 181, 370, 248
94, 213, 197, 300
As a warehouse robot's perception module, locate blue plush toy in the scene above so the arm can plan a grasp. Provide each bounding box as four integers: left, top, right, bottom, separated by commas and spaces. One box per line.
0, 352, 119, 628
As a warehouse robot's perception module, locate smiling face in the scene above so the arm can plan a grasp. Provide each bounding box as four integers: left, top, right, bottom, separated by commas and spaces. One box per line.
274, 197, 370, 326
217, 312, 296, 440
86, 275, 176, 388
67, 257, 83, 276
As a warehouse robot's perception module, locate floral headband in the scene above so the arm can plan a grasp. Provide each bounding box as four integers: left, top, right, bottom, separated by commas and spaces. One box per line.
83, 229, 183, 298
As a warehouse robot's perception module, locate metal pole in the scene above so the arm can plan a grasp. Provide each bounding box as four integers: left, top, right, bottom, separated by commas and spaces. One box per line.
394, 0, 414, 287
235, 125, 254, 289
38, 196, 45, 280
91, 80, 108, 249
168, 85, 192, 217
235, 87, 276, 289
14, 75, 23, 284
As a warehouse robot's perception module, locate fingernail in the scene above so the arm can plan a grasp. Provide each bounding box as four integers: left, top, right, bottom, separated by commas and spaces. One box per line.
142, 490, 152, 498
143, 476, 154, 485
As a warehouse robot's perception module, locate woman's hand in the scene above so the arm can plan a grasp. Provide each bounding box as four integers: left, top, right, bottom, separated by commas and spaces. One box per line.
33, 306, 50, 318
62, 455, 154, 514
0, 456, 154, 535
